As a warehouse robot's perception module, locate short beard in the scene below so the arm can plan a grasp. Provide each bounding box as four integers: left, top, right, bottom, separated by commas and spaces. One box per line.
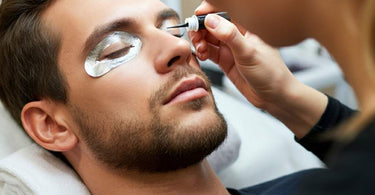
70, 66, 227, 173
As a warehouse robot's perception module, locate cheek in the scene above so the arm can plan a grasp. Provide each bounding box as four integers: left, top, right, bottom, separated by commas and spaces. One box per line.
99, 66, 155, 112
68, 60, 156, 118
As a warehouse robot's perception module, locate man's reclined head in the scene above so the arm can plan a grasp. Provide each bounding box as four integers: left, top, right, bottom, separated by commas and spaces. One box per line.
0, 0, 228, 193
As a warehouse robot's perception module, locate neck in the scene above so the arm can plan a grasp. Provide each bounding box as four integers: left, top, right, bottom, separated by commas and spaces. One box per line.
66, 147, 229, 195
306, 0, 375, 114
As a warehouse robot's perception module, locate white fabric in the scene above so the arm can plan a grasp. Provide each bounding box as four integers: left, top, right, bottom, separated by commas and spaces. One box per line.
0, 103, 32, 159
0, 144, 90, 195
212, 87, 323, 188
207, 122, 241, 173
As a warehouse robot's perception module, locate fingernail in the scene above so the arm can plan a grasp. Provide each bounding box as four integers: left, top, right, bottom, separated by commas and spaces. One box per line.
189, 33, 198, 42
205, 14, 220, 29
197, 44, 204, 53
197, 52, 203, 59
195, 4, 202, 12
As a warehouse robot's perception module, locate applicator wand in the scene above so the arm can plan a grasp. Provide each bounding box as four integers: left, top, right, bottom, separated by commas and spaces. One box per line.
168, 12, 231, 32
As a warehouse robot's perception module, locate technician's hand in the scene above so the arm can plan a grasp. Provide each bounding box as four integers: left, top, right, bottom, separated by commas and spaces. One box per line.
189, 1, 328, 138
190, 1, 296, 110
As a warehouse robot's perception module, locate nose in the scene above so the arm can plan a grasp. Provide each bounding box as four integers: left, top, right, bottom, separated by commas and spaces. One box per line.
147, 29, 193, 74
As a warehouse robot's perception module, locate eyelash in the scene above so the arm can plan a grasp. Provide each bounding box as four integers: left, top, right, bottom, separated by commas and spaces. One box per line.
100, 28, 183, 61
173, 32, 185, 38
102, 45, 133, 60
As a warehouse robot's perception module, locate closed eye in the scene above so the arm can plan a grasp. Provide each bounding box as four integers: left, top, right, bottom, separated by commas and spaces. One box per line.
99, 45, 133, 61
160, 19, 185, 39
173, 31, 185, 38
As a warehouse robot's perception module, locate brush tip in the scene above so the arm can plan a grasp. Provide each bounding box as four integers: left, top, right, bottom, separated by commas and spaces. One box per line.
167, 23, 188, 29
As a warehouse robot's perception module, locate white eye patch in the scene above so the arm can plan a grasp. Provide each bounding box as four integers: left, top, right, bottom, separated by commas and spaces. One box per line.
85, 31, 142, 77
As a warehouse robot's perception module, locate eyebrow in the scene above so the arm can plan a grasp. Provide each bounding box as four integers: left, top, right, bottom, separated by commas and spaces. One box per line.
82, 8, 180, 56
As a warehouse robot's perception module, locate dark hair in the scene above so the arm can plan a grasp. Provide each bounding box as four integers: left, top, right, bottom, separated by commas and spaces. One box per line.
0, 0, 68, 126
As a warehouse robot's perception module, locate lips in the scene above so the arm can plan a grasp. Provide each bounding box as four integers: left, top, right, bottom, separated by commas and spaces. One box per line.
164, 76, 209, 105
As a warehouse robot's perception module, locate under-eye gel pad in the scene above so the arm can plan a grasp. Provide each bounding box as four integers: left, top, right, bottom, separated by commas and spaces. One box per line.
85, 31, 142, 77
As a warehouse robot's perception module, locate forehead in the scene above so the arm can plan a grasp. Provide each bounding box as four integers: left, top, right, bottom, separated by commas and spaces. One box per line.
41, 0, 169, 70
43, 0, 167, 33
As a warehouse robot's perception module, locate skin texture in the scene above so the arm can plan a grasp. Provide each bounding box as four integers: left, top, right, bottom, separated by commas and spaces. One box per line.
190, 0, 375, 138
20, 0, 230, 194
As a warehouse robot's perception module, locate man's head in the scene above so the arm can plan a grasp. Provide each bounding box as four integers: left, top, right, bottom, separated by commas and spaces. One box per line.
0, 0, 67, 126
0, 0, 227, 173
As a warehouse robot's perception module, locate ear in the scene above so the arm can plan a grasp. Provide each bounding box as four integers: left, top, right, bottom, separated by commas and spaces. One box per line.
21, 100, 78, 152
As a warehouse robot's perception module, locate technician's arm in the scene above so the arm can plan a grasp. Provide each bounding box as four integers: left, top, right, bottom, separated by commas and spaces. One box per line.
190, 4, 327, 138
297, 96, 357, 160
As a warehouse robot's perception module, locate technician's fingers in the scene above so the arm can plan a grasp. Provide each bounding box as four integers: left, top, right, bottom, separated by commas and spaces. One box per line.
188, 31, 201, 43
189, 30, 220, 52
203, 31, 221, 46
190, 35, 218, 61
196, 39, 208, 54
204, 14, 255, 63
189, 31, 207, 56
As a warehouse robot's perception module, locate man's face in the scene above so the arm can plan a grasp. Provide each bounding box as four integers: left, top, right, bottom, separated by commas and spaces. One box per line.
42, 0, 227, 172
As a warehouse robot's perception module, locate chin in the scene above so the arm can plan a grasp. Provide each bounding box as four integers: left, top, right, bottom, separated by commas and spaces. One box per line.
79, 91, 228, 173
162, 97, 217, 123
180, 108, 221, 129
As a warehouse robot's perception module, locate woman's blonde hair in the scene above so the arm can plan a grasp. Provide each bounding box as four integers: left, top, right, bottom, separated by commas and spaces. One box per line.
333, 0, 375, 142
363, 0, 375, 65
